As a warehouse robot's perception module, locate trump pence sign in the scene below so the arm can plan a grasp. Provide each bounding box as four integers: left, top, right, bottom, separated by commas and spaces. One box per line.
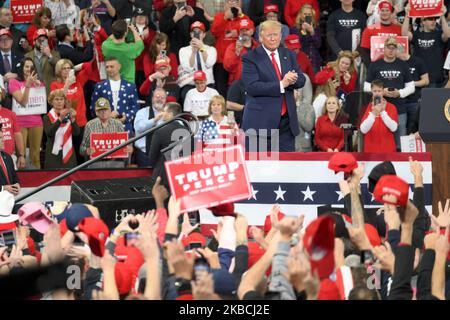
409, 0, 442, 18
165, 145, 252, 213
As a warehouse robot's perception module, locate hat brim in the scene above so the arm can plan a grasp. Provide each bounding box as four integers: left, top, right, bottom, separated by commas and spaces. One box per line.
0, 214, 19, 224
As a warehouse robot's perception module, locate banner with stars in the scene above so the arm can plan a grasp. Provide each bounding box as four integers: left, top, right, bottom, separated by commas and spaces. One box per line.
199, 153, 432, 228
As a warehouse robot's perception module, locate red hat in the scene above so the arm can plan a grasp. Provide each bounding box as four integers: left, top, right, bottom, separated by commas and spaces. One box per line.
190, 21, 206, 32
181, 232, 206, 248
284, 34, 301, 50
303, 216, 335, 279
373, 175, 409, 206
328, 152, 358, 174
0, 221, 16, 232
238, 17, 255, 31
365, 223, 382, 247
0, 28, 12, 38
77, 217, 109, 257
193, 70, 207, 81
263, 211, 285, 235
115, 244, 145, 274
33, 28, 48, 42
314, 67, 336, 86
264, 4, 279, 14
209, 202, 235, 217
247, 241, 266, 268
154, 59, 170, 70
166, 95, 177, 103
114, 262, 134, 295
378, 0, 394, 12
318, 279, 342, 300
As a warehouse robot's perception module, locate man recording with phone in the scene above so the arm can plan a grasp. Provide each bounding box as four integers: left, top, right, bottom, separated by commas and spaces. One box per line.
360, 79, 398, 153
364, 37, 414, 150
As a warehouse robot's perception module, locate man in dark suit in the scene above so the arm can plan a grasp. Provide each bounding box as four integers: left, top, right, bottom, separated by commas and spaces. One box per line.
148, 102, 193, 189
241, 20, 305, 152
0, 28, 22, 109
55, 24, 94, 66
0, 125, 20, 195
0, 7, 31, 54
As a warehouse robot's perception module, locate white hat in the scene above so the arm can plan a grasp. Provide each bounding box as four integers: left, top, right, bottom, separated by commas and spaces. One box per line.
0, 190, 18, 223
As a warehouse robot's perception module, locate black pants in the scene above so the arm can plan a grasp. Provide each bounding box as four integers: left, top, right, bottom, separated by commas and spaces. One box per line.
213, 63, 229, 97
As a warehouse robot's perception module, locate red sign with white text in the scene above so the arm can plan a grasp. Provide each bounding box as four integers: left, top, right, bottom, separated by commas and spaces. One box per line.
90, 132, 129, 159
409, 0, 442, 18
370, 36, 409, 61
165, 145, 252, 213
11, 0, 43, 23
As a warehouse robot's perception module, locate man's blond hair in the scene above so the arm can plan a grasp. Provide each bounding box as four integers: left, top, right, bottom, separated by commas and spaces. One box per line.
259, 20, 282, 36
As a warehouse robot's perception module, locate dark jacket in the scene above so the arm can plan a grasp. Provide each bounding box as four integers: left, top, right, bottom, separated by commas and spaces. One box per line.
0, 50, 23, 75
0, 151, 19, 189
159, 5, 210, 55
388, 245, 415, 300
43, 115, 80, 169
148, 120, 193, 189
0, 25, 27, 55
56, 41, 94, 66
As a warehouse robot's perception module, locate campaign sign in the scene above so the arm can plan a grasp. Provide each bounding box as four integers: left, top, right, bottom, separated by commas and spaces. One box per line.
11, 0, 43, 23
165, 145, 252, 213
409, 0, 442, 18
370, 36, 409, 61
90, 132, 129, 159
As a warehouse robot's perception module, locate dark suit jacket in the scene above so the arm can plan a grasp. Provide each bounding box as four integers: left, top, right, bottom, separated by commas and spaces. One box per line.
56, 42, 94, 66
0, 151, 19, 189
0, 50, 23, 76
241, 45, 305, 136
148, 120, 193, 189
0, 25, 27, 55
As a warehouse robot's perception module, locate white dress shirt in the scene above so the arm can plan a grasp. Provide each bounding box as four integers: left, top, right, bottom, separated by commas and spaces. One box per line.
178, 44, 217, 86
261, 45, 285, 94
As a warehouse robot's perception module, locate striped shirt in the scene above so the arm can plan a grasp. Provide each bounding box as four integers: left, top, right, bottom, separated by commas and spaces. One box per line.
80, 117, 124, 156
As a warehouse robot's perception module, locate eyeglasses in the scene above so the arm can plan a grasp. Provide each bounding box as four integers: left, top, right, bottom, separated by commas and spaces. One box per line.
62, 66, 72, 70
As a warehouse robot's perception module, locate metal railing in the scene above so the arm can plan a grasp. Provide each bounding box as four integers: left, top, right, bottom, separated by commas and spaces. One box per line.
15, 113, 199, 203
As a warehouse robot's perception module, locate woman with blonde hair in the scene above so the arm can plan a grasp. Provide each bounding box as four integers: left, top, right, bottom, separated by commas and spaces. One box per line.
312, 67, 340, 120
291, 4, 322, 72
43, 89, 80, 168
195, 95, 238, 147
327, 50, 359, 94
314, 96, 349, 152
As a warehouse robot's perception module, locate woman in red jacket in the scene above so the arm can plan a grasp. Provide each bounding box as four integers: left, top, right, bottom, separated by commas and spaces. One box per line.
284, 0, 320, 28
26, 7, 56, 49
327, 50, 359, 95
143, 32, 178, 80
314, 96, 348, 152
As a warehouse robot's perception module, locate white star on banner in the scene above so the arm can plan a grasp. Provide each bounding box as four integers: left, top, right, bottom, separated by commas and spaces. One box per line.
250, 185, 259, 200
301, 185, 316, 202
274, 185, 287, 201
336, 190, 345, 201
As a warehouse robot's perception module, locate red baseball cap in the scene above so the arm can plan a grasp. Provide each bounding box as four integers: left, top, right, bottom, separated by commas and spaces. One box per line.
378, 1, 394, 12
264, 4, 279, 14
190, 21, 206, 32
114, 262, 134, 295
373, 175, 409, 206
77, 217, 109, 257
154, 59, 170, 70
303, 215, 335, 280
365, 223, 382, 247
193, 70, 207, 81
263, 211, 285, 235
0, 28, 12, 39
181, 232, 206, 248
247, 241, 266, 268
166, 95, 177, 103
284, 34, 301, 50
314, 67, 336, 86
209, 202, 235, 217
238, 17, 254, 31
328, 152, 358, 174
33, 28, 48, 42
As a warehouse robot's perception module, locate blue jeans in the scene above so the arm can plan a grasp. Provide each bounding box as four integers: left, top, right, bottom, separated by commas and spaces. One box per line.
394, 113, 407, 151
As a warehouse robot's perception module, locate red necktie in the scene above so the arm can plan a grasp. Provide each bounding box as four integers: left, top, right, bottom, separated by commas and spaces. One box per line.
270, 52, 287, 116
0, 154, 10, 184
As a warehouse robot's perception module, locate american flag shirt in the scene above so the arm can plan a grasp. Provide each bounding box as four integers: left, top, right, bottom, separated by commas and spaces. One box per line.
195, 116, 239, 149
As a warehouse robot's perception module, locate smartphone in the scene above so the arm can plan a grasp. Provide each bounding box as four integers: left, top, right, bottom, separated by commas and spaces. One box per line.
41, 38, 48, 47
388, 87, 395, 91
193, 29, 200, 39
175, 1, 186, 10
231, 7, 239, 18
0, 230, 16, 252
160, 49, 167, 58
186, 241, 203, 251
125, 18, 131, 25
305, 15, 312, 24
193, 256, 210, 278
69, 69, 75, 78
374, 96, 381, 105
188, 211, 200, 227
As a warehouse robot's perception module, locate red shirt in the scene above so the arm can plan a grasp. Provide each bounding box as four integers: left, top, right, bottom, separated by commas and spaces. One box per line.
211, 12, 250, 63
314, 114, 347, 151
223, 39, 259, 84
135, 29, 156, 72
0, 107, 21, 155
284, 0, 321, 27
338, 70, 358, 94
360, 23, 402, 49
360, 102, 398, 153
296, 51, 314, 83
26, 25, 56, 49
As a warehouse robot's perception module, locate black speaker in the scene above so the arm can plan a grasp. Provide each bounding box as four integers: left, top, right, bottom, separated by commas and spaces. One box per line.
70, 177, 156, 230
